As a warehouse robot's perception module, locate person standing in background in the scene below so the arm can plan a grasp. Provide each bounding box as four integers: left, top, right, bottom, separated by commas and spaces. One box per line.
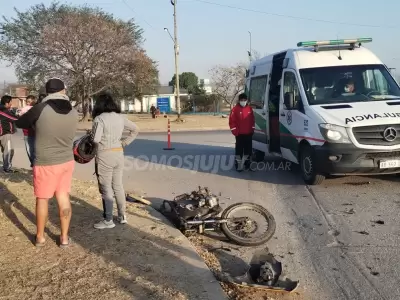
90, 92, 139, 229
16, 78, 78, 248
229, 93, 255, 172
150, 104, 156, 119
16, 95, 37, 168
0, 95, 18, 173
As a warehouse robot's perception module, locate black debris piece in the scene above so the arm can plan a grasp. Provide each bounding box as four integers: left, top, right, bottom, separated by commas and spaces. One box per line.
371, 220, 385, 225
355, 231, 369, 235
344, 181, 371, 186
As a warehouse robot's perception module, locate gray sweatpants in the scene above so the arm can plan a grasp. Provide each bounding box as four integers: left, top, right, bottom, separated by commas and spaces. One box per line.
0, 134, 14, 171
95, 151, 126, 221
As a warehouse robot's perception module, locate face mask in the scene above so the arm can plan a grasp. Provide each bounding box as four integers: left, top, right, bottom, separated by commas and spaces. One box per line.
344, 86, 350, 93
239, 101, 247, 107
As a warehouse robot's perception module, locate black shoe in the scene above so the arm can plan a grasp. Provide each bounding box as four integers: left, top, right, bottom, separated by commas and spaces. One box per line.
4, 169, 18, 173
244, 161, 251, 171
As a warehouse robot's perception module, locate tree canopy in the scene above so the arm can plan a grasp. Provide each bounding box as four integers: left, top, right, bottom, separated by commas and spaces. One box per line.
169, 72, 202, 94
0, 2, 158, 115
209, 63, 246, 109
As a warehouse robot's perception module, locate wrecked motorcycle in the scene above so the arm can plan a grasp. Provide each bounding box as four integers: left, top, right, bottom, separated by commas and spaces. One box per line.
160, 186, 276, 247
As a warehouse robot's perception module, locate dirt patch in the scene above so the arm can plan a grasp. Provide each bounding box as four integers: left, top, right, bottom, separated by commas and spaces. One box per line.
76, 114, 229, 132
0, 170, 215, 300
187, 235, 302, 300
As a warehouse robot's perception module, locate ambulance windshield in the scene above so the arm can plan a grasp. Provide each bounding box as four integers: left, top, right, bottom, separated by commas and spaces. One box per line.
299, 64, 400, 105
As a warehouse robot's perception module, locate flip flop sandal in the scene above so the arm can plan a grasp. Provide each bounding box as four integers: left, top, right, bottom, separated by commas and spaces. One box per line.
59, 237, 72, 249
35, 238, 45, 247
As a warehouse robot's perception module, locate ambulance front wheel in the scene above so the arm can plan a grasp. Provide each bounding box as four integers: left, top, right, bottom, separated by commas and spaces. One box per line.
299, 144, 325, 185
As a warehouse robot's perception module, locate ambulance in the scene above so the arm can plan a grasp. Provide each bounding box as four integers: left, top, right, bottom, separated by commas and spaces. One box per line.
245, 38, 400, 185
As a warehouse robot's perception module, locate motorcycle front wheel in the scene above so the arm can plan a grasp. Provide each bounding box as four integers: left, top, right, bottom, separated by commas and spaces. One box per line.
220, 202, 276, 247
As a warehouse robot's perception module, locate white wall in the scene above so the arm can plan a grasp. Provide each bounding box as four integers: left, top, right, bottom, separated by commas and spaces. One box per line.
120, 93, 188, 113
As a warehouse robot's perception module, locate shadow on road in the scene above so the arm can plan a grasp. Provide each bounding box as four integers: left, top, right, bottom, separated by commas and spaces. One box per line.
125, 138, 303, 185
0, 171, 219, 299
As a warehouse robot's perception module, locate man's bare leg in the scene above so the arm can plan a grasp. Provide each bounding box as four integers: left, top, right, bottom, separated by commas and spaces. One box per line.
55, 192, 72, 245
36, 198, 49, 243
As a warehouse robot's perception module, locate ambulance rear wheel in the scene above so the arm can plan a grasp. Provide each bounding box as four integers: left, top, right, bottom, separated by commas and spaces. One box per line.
252, 149, 265, 162
300, 145, 325, 185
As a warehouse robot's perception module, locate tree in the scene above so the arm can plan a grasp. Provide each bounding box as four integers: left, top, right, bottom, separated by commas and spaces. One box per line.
121, 49, 159, 113
169, 72, 200, 94
209, 63, 246, 109
0, 2, 157, 119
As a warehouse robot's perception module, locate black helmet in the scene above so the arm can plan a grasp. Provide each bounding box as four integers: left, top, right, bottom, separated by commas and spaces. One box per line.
73, 134, 97, 164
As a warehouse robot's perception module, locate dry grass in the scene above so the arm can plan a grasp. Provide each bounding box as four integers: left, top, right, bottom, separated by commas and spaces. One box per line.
0, 170, 211, 300
76, 114, 229, 132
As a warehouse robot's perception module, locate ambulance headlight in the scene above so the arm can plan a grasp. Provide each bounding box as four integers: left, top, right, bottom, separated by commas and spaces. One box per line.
319, 124, 351, 143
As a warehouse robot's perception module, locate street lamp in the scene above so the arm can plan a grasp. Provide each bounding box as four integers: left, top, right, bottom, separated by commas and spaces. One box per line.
248, 31, 252, 61
164, 28, 173, 42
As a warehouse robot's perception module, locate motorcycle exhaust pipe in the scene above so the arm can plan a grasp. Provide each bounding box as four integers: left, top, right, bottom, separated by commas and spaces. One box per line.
186, 219, 217, 225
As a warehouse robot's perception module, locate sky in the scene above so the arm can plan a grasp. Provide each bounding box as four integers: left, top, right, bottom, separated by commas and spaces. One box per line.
1, 0, 400, 86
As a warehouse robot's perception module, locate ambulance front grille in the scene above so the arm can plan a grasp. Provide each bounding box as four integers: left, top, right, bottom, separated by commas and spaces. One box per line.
352, 124, 400, 146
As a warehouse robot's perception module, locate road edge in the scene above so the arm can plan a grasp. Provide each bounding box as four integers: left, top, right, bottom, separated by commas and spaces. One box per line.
143, 203, 229, 300
76, 127, 230, 133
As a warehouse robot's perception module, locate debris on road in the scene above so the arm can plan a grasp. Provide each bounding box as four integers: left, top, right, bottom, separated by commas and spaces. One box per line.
355, 230, 370, 235
126, 193, 152, 206
342, 208, 355, 215
217, 249, 299, 293
188, 236, 301, 300
344, 181, 371, 186
371, 220, 385, 225
367, 266, 380, 276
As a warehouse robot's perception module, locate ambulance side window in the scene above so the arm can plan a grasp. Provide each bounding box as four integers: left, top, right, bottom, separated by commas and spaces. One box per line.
249, 75, 268, 109
283, 71, 302, 110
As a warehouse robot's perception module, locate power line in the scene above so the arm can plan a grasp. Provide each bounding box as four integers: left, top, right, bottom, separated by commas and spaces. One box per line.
191, 0, 398, 29
120, 0, 157, 30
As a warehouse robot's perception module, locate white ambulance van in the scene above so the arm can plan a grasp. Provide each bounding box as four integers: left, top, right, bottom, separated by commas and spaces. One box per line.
245, 38, 400, 185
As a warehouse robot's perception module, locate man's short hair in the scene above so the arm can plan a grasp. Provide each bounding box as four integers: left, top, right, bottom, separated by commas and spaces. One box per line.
1, 95, 12, 105
238, 93, 248, 100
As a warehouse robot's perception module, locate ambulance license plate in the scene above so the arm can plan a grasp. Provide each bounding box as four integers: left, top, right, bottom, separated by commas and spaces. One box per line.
379, 160, 400, 169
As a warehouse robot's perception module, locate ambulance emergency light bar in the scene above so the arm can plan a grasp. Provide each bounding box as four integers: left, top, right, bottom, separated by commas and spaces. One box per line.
297, 38, 372, 47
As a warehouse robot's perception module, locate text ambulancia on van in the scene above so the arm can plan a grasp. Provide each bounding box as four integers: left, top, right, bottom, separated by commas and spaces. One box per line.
245, 38, 400, 185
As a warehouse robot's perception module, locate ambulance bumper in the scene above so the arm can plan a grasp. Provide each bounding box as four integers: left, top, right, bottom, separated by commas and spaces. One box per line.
313, 143, 400, 175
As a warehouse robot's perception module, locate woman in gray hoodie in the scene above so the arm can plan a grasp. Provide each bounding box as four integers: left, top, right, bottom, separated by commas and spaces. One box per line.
90, 92, 139, 229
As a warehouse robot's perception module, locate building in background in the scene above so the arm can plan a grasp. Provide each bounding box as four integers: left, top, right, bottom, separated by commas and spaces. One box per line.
1, 83, 29, 108
119, 86, 188, 113
199, 78, 212, 94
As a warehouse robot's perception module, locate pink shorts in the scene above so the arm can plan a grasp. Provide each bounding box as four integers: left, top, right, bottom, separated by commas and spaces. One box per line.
33, 160, 75, 199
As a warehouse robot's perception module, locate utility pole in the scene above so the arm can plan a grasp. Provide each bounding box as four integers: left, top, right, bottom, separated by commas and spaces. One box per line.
172, 0, 181, 119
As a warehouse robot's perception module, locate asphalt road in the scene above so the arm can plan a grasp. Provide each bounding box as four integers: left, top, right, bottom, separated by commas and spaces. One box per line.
9, 130, 400, 300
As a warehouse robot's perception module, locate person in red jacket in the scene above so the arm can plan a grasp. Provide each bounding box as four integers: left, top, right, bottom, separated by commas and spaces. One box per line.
229, 93, 255, 171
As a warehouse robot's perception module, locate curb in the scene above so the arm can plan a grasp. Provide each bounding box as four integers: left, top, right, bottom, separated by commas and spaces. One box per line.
143, 203, 228, 300
76, 128, 230, 133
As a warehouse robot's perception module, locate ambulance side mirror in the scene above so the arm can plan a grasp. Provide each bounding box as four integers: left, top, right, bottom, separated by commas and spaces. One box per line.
284, 92, 295, 109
